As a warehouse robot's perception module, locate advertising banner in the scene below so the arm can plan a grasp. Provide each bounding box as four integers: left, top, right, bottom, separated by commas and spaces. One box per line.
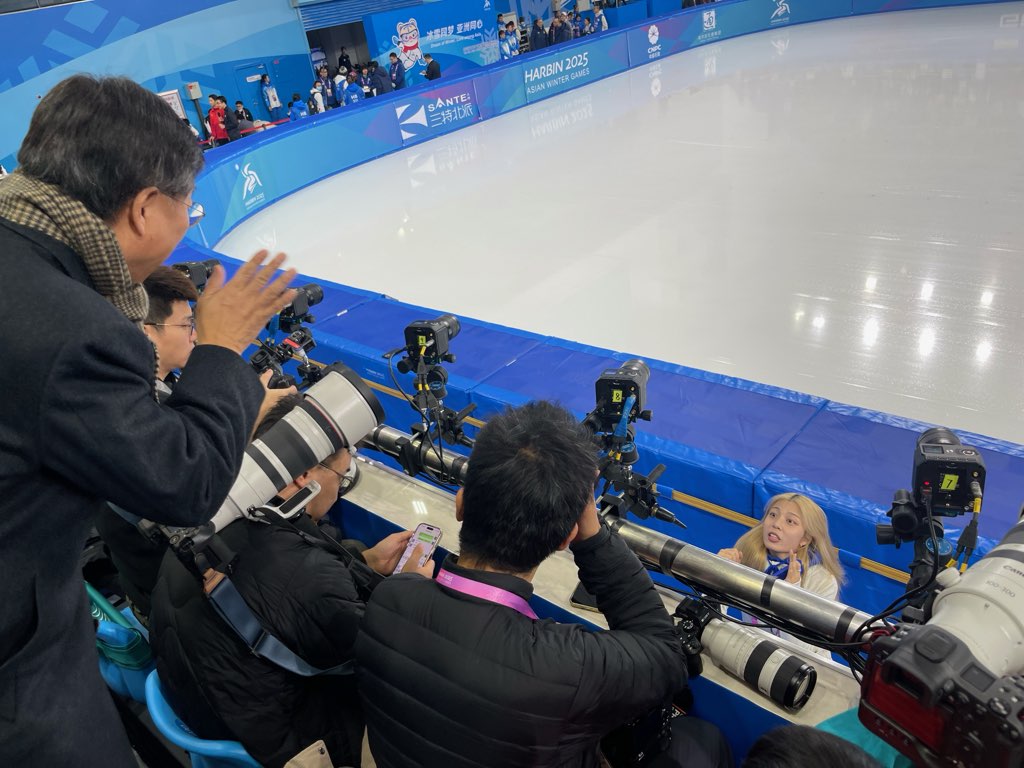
363, 0, 500, 82
393, 79, 484, 146
521, 34, 630, 104
851, 0, 1007, 10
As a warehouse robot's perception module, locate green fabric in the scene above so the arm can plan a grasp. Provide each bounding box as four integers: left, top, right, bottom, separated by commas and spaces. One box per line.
818, 707, 914, 768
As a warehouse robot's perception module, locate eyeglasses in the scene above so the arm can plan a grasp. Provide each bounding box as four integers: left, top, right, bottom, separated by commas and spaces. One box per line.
160, 192, 206, 227
317, 460, 350, 501
146, 317, 196, 333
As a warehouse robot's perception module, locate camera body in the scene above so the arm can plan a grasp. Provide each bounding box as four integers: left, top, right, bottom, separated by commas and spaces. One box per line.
277, 283, 324, 333
592, 359, 650, 433
250, 327, 316, 388
912, 430, 986, 516
172, 258, 219, 293
861, 623, 1024, 767
400, 314, 461, 368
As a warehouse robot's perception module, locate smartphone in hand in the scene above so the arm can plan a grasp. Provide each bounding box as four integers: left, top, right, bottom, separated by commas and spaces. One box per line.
569, 581, 600, 613
394, 523, 443, 574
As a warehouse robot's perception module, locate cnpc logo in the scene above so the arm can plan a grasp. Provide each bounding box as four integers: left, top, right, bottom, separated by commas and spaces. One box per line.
647, 24, 662, 58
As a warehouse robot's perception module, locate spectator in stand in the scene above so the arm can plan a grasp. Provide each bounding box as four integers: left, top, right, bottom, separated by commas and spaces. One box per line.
309, 82, 325, 114
423, 53, 442, 81
497, 13, 505, 32
389, 52, 407, 90
505, 21, 520, 55
288, 93, 308, 121
530, 18, 549, 51
582, 16, 594, 36
207, 94, 227, 146
260, 74, 283, 121
343, 72, 364, 106
234, 101, 254, 123
359, 65, 375, 98
499, 29, 512, 60
338, 47, 352, 73
217, 96, 240, 141
572, 12, 584, 37
333, 71, 347, 103
316, 65, 337, 109
370, 61, 393, 96
594, 4, 609, 31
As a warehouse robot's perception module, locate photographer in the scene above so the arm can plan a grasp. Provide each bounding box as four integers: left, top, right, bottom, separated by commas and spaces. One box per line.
0, 74, 297, 767
149, 395, 432, 768
355, 401, 729, 767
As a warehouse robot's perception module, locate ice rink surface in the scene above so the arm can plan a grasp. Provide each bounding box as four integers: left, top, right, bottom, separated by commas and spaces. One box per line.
218, 3, 1024, 444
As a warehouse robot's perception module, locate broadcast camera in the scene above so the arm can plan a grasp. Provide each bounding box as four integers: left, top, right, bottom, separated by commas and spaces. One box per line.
249, 283, 325, 389
582, 359, 681, 527
876, 427, 986, 609
275, 283, 324, 334
381, 314, 476, 483
172, 258, 219, 293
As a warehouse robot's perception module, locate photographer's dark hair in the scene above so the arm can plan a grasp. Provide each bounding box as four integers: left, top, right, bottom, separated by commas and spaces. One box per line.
254, 393, 305, 440
743, 726, 883, 768
144, 266, 199, 324
460, 401, 597, 573
18, 75, 203, 221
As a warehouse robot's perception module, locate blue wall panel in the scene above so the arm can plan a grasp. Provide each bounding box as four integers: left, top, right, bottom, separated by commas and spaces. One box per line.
0, 0, 313, 169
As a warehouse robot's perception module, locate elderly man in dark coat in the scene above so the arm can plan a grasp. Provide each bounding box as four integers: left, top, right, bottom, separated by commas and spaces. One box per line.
0, 74, 297, 767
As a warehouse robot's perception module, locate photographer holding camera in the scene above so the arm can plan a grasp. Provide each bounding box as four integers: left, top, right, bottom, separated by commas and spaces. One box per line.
149, 394, 433, 768
0, 75, 297, 767
355, 401, 729, 768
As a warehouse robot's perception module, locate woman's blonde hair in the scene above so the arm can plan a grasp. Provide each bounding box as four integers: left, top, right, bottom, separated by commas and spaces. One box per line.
735, 493, 845, 584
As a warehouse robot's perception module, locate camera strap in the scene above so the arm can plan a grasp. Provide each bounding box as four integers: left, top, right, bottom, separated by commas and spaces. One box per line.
193, 511, 358, 678
202, 568, 353, 677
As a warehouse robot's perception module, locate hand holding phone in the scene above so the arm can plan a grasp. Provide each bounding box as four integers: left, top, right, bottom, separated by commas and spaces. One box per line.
393, 523, 443, 574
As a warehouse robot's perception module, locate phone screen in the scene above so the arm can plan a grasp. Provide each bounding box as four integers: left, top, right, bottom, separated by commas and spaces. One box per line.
394, 523, 442, 574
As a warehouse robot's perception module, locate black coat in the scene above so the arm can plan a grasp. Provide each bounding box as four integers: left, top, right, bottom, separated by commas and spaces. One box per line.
530, 25, 549, 51
371, 68, 393, 96
355, 527, 688, 767
0, 218, 263, 766
150, 514, 378, 767
424, 59, 442, 81
223, 107, 241, 140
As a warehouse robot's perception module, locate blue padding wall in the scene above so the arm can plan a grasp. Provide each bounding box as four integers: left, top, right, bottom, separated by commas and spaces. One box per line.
175, 0, 1022, 616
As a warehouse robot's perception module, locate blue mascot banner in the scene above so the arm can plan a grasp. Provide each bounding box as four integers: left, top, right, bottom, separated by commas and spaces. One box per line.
363, 0, 500, 83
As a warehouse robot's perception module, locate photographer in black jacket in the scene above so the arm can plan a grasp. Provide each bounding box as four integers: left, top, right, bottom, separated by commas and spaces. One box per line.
355, 401, 727, 767
150, 394, 433, 768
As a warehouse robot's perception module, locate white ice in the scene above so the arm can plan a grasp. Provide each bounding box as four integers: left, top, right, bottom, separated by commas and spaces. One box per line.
217, 3, 1024, 444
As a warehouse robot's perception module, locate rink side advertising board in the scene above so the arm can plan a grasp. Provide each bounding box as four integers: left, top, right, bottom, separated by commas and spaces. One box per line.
521, 34, 630, 104
394, 79, 483, 147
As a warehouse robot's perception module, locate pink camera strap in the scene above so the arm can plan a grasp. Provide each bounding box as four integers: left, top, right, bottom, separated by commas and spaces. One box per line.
436, 568, 538, 620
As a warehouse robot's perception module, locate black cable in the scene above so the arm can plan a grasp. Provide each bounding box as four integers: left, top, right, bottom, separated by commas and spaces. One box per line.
852, 496, 943, 643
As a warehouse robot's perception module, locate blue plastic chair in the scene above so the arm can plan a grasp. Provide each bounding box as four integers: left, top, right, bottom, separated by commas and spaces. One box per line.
144, 670, 261, 768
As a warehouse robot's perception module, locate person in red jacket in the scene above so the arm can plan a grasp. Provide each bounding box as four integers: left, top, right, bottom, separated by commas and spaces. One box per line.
207, 93, 228, 146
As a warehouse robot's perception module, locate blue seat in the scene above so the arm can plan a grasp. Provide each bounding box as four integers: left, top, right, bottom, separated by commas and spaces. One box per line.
144, 670, 261, 768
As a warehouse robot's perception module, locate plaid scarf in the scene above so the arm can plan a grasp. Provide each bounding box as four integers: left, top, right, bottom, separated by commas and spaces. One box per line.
0, 170, 161, 396
0, 170, 149, 327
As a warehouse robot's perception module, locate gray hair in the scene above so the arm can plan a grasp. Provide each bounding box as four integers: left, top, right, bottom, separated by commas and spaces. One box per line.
18, 75, 204, 221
